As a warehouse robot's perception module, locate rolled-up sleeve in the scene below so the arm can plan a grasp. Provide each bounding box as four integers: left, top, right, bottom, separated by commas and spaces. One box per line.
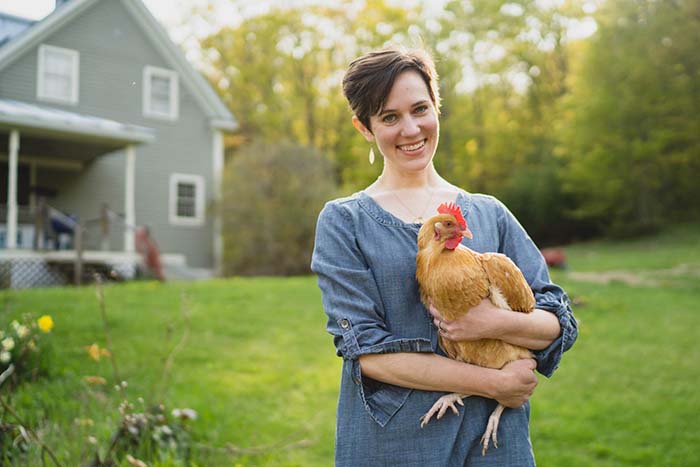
311, 201, 432, 426
496, 199, 578, 377
311, 201, 432, 360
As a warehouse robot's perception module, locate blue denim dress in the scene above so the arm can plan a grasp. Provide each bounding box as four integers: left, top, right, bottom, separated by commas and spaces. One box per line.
311, 190, 577, 467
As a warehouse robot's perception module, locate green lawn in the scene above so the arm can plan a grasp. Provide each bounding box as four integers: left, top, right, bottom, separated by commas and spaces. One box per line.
1, 223, 699, 466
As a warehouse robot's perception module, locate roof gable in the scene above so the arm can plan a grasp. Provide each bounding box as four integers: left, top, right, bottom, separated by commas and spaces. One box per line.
0, 0, 236, 130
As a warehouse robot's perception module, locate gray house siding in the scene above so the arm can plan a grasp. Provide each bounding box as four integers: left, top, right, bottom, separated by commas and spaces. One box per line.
0, 0, 218, 268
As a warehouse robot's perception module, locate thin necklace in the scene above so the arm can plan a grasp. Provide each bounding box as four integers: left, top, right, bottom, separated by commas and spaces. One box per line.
380, 180, 435, 224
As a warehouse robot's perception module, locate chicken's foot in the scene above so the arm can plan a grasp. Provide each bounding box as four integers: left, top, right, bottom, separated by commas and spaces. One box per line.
480, 403, 505, 456
419, 393, 468, 428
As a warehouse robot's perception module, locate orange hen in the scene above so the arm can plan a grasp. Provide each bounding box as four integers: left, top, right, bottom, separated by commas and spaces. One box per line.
415, 202, 535, 455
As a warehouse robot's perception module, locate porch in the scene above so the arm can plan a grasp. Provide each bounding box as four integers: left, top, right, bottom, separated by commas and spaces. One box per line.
0, 98, 161, 288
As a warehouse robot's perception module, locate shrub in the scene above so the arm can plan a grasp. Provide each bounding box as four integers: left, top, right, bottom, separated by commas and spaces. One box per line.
221, 141, 338, 275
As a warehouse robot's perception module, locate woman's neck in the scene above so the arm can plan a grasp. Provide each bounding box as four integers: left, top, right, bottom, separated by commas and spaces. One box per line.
374, 163, 442, 191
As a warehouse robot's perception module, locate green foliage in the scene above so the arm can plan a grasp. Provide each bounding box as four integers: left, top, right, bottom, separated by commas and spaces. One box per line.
559, 0, 700, 236
221, 142, 337, 275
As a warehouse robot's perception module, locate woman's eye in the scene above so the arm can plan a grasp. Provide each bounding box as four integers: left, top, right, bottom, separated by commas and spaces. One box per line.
382, 114, 397, 123
415, 105, 428, 113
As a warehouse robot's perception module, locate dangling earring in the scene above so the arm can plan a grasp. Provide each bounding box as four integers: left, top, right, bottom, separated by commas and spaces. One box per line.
369, 146, 375, 165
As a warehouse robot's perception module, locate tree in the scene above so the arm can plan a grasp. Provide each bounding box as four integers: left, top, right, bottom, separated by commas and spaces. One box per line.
559, 0, 700, 235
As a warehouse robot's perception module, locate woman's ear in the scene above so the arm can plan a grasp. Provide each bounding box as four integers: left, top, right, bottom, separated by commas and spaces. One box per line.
352, 116, 374, 143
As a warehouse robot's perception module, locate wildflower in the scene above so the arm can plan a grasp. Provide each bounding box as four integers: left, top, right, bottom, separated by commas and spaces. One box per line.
2, 337, 14, 351
88, 436, 97, 445
16, 325, 29, 339
172, 408, 198, 421
85, 344, 110, 361
37, 315, 54, 333
11, 321, 20, 331
27, 340, 37, 351
83, 376, 107, 385
0, 351, 10, 363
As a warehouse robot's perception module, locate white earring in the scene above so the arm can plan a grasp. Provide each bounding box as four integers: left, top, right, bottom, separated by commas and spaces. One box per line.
369, 146, 375, 165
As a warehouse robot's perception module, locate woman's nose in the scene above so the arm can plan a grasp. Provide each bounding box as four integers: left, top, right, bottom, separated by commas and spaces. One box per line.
400, 116, 420, 137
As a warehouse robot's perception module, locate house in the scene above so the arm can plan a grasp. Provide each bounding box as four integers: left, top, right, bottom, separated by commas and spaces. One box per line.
0, 0, 237, 287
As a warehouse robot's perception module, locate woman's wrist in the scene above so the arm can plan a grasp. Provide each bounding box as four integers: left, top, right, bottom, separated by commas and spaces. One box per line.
483, 305, 514, 340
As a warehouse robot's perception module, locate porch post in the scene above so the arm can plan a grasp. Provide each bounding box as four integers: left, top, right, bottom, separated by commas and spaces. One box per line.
212, 129, 224, 275
124, 145, 135, 253
6, 130, 19, 250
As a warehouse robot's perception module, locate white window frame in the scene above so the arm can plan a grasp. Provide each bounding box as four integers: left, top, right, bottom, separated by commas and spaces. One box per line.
169, 173, 205, 226
143, 65, 179, 120
36, 44, 80, 105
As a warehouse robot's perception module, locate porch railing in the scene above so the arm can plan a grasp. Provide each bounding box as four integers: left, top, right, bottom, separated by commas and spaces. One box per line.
1, 199, 138, 286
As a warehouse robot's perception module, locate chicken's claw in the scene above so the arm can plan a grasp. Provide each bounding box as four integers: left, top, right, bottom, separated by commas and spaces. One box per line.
480, 404, 505, 455
419, 393, 466, 428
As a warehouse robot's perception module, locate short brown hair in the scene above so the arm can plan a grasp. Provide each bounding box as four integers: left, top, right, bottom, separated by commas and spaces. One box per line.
342, 46, 441, 132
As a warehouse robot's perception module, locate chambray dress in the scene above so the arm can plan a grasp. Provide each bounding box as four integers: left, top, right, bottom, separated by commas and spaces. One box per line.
311, 190, 577, 467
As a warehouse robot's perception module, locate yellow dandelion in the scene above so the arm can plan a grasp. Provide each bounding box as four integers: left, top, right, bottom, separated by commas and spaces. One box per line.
37, 315, 54, 333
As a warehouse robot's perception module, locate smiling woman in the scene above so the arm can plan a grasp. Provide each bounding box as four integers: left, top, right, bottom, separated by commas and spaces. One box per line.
311, 45, 577, 466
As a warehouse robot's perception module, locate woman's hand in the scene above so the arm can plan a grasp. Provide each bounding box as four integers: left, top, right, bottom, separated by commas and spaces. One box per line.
491, 359, 538, 408
429, 299, 561, 350
429, 298, 500, 341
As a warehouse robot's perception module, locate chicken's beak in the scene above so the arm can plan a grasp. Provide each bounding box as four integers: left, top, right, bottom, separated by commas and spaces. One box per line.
461, 227, 473, 239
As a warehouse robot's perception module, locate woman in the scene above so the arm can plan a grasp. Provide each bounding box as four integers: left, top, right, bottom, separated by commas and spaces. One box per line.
311, 46, 577, 466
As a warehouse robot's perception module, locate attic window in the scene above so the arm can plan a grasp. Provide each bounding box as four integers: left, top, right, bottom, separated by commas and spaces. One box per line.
143, 66, 179, 120
169, 173, 204, 226
37, 45, 79, 105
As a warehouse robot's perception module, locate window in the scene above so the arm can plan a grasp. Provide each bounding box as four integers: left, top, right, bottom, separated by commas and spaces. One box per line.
143, 66, 179, 120
169, 174, 204, 226
37, 45, 79, 105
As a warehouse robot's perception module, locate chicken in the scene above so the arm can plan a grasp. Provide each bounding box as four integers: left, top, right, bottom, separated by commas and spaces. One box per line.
415, 202, 535, 456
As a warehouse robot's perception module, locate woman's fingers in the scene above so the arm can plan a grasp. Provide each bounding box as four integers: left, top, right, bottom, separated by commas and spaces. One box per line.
428, 300, 443, 320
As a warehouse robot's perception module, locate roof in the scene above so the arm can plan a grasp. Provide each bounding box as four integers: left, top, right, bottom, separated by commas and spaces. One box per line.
0, 0, 237, 131
0, 98, 155, 144
0, 12, 35, 47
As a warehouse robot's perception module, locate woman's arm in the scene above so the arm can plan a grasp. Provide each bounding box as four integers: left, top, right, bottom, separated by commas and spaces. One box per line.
430, 299, 560, 350
359, 352, 538, 408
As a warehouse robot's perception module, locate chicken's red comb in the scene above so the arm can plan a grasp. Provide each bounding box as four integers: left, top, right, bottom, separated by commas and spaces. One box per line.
437, 202, 467, 229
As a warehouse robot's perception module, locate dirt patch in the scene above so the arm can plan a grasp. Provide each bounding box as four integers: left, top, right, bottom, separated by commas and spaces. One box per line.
566, 263, 700, 287
567, 271, 658, 286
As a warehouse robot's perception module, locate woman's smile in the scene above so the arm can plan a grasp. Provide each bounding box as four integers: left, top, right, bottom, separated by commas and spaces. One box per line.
397, 139, 427, 153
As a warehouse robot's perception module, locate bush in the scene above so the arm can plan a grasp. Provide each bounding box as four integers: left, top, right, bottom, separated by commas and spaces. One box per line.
221, 141, 338, 275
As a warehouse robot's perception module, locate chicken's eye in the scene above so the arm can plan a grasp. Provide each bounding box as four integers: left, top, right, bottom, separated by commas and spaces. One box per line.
445, 221, 453, 227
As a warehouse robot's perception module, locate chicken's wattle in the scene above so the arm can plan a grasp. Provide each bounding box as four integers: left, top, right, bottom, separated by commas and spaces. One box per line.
445, 235, 462, 250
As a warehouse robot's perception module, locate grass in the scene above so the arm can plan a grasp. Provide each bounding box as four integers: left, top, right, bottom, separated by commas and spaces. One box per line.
1, 222, 699, 465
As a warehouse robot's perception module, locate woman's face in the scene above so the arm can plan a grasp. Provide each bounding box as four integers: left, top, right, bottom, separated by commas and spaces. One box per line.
357, 70, 439, 174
